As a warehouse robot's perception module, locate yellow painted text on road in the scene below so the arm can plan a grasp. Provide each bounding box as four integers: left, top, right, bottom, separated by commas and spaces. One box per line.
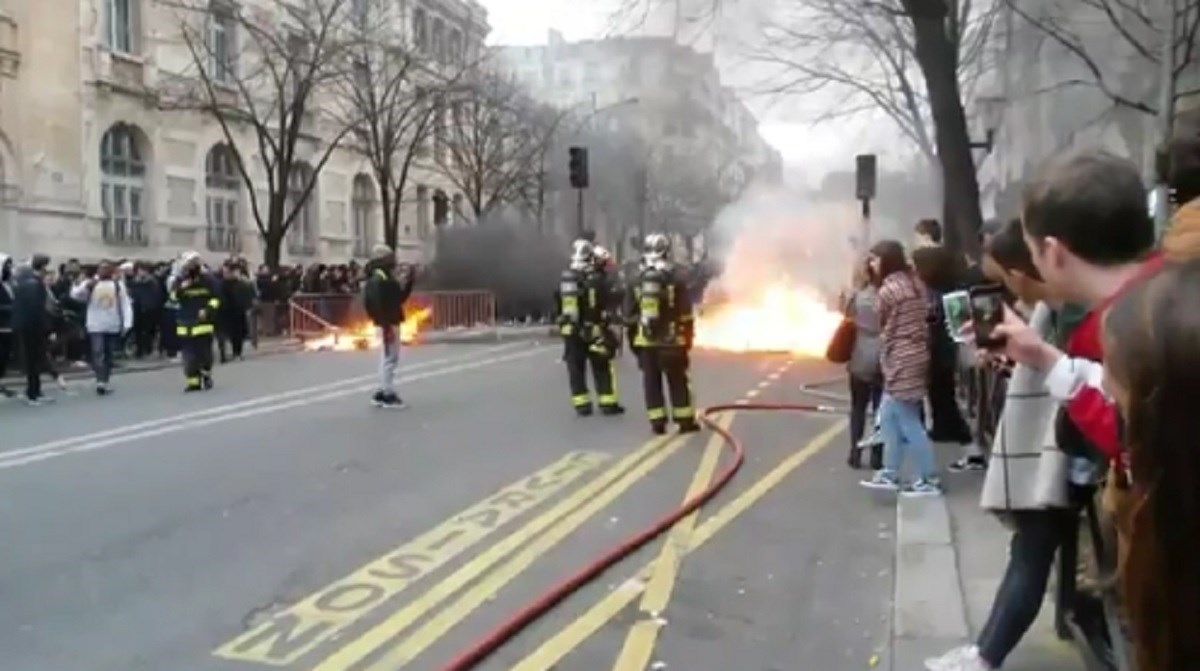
512, 419, 847, 671
612, 417, 727, 669
345, 423, 716, 671
213, 450, 609, 666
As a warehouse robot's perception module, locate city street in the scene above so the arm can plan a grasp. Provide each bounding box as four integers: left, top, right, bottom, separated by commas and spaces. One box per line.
0, 339, 894, 671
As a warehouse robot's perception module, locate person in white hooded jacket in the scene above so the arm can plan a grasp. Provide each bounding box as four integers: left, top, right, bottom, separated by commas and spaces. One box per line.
70, 261, 133, 394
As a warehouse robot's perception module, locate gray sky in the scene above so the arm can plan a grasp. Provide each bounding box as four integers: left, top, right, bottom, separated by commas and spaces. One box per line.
479, 0, 911, 184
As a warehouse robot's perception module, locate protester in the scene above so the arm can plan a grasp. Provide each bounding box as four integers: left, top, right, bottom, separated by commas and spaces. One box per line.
362, 244, 415, 409
128, 263, 163, 359
859, 239, 940, 496
843, 257, 883, 470
1101, 260, 1200, 671
71, 261, 134, 395
11, 254, 54, 404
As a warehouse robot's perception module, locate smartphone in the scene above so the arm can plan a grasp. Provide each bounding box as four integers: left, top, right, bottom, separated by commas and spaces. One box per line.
940, 290, 971, 343
969, 284, 1007, 349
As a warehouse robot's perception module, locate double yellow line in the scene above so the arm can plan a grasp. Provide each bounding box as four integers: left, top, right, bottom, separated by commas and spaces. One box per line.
312, 418, 731, 671
512, 418, 847, 671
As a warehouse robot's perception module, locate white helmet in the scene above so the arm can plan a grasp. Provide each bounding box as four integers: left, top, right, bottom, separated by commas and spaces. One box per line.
569, 239, 594, 271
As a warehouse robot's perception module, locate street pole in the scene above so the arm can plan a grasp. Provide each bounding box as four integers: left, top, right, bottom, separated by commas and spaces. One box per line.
860, 197, 872, 255
1155, 0, 1178, 237
576, 187, 585, 236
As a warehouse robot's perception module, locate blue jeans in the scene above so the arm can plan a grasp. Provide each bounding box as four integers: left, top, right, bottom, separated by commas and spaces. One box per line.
379, 325, 399, 395
879, 392, 936, 480
89, 332, 121, 384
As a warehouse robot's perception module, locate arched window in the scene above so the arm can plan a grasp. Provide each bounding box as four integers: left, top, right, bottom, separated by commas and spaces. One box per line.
351, 174, 374, 258
286, 162, 317, 255
412, 7, 428, 52
415, 184, 429, 239
100, 123, 148, 245
205, 144, 241, 252
432, 189, 449, 228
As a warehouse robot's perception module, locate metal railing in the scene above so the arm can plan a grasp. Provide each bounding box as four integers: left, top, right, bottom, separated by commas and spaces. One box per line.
287, 290, 497, 340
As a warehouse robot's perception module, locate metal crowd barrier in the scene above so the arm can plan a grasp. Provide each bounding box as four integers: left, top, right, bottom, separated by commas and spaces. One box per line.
288, 290, 497, 339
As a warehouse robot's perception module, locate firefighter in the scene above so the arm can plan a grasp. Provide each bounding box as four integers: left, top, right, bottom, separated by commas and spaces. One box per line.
170, 251, 220, 392
555, 239, 624, 416
626, 233, 698, 435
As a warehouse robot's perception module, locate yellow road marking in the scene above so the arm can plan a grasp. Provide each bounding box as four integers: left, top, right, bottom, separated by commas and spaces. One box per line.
314, 430, 694, 671
511, 419, 847, 671
213, 451, 609, 666
612, 417, 728, 669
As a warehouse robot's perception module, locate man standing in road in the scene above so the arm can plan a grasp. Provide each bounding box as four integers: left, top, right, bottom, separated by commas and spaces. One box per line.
171, 252, 220, 392
363, 244, 415, 409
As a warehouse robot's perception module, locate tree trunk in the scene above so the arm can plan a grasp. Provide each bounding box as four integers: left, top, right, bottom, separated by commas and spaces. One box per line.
381, 188, 399, 251
262, 230, 283, 270
905, 1, 984, 258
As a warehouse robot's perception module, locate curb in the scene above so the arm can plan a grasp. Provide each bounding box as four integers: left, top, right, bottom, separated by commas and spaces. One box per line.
889, 495, 971, 670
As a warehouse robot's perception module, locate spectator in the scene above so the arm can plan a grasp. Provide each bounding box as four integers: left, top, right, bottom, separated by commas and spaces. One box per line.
844, 257, 883, 470
859, 239, 940, 496
1101, 260, 1200, 671
217, 262, 254, 362
992, 149, 1159, 468
0, 253, 13, 397
128, 263, 163, 358
12, 254, 53, 404
924, 219, 1086, 671
71, 261, 133, 395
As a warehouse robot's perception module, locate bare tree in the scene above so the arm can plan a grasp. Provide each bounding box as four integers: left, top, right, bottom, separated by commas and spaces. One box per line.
330, 0, 482, 251
608, 0, 995, 255
434, 73, 559, 219
748, 0, 998, 166
162, 0, 357, 268
1004, 0, 1200, 117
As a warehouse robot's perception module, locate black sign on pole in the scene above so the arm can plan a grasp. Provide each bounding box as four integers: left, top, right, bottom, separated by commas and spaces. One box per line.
855, 154, 877, 201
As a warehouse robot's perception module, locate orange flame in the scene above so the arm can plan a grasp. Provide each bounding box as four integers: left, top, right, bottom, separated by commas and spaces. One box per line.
694, 283, 843, 358
304, 307, 433, 352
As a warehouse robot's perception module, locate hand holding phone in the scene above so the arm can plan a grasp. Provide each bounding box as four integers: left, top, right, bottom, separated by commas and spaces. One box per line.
941, 290, 971, 343
969, 284, 1007, 349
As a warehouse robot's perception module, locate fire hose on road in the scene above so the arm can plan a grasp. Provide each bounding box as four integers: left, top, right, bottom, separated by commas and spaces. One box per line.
440, 398, 848, 671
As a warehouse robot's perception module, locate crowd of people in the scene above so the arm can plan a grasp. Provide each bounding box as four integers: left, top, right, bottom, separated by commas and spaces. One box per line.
0, 255, 378, 402
836, 141, 1200, 671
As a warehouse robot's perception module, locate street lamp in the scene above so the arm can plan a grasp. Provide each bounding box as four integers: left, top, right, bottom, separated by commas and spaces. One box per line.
565, 96, 641, 236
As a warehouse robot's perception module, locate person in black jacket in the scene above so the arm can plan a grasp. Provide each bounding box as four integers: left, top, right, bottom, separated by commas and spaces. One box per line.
362, 244, 415, 408
0, 253, 14, 397
12, 254, 52, 404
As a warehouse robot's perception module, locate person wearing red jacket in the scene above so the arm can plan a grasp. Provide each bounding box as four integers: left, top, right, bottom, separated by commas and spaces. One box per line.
990, 149, 1158, 468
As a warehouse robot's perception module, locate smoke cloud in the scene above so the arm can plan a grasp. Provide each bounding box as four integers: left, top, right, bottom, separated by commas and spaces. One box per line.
703, 185, 864, 304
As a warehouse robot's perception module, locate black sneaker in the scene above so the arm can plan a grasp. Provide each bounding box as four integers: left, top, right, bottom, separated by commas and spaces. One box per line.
377, 393, 408, 410
948, 456, 987, 473
96, 384, 111, 396
371, 391, 387, 406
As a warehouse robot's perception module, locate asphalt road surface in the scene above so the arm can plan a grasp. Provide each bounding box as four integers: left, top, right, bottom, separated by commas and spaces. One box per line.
0, 339, 894, 671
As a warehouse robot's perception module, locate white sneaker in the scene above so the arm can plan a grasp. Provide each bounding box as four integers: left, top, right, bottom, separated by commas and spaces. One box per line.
925, 645, 989, 671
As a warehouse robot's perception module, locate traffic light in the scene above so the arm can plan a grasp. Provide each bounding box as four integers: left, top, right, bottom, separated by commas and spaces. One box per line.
568, 146, 589, 189
855, 154, 877, 200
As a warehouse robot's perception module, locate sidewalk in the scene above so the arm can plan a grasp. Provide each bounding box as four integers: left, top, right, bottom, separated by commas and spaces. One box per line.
888, 444, 1085, 671
1, 337, 301, 385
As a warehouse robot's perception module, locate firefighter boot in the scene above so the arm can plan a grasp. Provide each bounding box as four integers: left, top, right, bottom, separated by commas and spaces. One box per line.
201, 371, 214, 390
650, 419, 667, 435
599, 404, 625, 416
677, 419, 700, 434
575, 403, 594, 417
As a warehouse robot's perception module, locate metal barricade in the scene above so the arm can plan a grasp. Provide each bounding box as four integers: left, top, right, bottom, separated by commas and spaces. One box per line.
288, 290, 496, 339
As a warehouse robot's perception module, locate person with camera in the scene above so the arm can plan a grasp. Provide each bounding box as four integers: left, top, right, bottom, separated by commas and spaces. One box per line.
362, 244, 415, 409
170, 252, 220, 392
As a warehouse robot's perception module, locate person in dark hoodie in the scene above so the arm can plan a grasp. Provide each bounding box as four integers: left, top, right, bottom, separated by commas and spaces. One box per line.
362, 244, 415, 409
12, 254, 52, 404
0, 253, 14, 397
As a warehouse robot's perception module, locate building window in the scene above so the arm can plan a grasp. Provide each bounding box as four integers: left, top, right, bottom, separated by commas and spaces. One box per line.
105, 0, 136, 54
431, 19, 444, 62
351, 174, 374, 258
205, 144, 241, 252
432, 189, 449, 227
448, 29, 462, 64
208, 7, 235, 83
415, 184, 429, 238
286, 162, 317, 255
413, 7, 428, 52
99, 123, 148, 246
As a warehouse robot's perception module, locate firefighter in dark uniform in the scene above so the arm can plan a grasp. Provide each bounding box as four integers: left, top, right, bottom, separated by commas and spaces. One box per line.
626, 233, 698, 435
555, 239, 625, 416
171, 251, 220, 392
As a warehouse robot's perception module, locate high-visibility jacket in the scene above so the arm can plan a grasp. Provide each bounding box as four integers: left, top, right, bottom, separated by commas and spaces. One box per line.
172, 273, 220, 337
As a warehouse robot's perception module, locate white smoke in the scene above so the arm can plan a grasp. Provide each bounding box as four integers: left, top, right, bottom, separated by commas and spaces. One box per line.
703, 185, 874, 304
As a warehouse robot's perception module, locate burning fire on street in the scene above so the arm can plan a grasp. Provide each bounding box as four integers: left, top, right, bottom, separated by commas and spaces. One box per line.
304, 307, 433, 352
691, 189, 857, 358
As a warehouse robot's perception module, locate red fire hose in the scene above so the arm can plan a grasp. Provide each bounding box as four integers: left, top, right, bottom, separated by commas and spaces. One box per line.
439, 400, 847, 671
